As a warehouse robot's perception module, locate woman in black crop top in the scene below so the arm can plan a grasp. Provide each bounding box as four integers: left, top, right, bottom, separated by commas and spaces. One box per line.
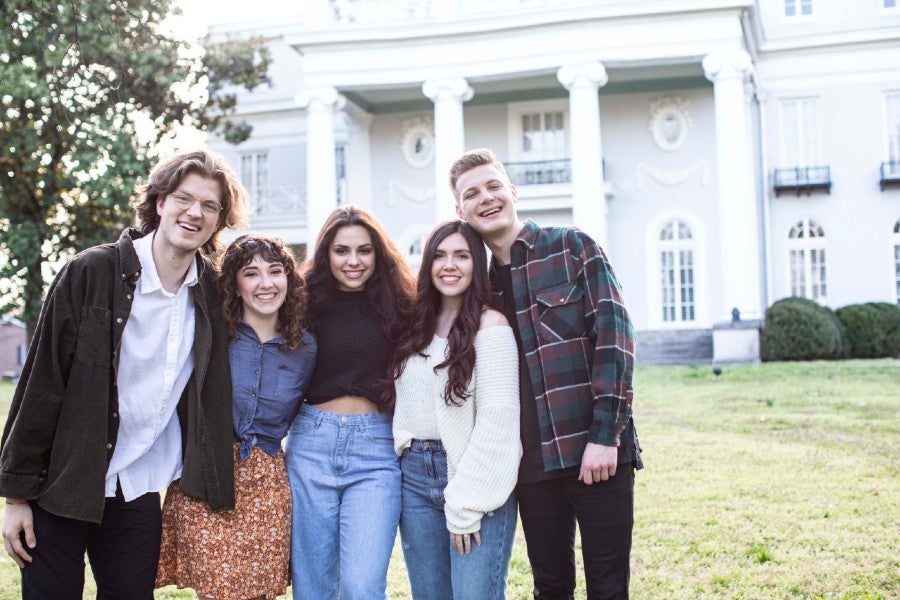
285, 205, 415, 600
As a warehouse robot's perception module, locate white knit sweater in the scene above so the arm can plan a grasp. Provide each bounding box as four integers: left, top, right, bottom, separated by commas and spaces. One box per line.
393, 325, 522, 534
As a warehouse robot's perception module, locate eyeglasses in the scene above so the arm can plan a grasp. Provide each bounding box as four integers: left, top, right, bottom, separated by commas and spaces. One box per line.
169, 191, 223, 216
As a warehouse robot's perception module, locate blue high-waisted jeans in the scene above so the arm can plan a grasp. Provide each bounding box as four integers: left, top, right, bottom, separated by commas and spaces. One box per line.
399, 439, 517, 600
285, 404, 401, 600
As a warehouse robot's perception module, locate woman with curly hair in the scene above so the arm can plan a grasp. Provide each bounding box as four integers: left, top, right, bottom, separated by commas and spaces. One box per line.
286, 205, 415, 600
391, 220, 521, 600
156, 234, 317, 600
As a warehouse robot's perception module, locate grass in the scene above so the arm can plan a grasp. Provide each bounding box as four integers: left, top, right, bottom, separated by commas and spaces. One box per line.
0, 359, 897, 599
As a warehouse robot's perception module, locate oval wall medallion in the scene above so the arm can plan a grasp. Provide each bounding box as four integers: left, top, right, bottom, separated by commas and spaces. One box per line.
648, 95, 692, 152
400, 116, 435, 168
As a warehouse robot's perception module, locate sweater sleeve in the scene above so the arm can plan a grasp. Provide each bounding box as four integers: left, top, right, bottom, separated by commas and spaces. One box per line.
443, 325, 522, 534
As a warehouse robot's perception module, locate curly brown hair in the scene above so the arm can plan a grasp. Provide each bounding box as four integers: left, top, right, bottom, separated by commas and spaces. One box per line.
131, 149, 249, 255
218, 234, 308, 350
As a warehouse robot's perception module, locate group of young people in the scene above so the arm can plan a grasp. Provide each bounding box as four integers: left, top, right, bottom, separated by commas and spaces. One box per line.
0, 147, 640, 600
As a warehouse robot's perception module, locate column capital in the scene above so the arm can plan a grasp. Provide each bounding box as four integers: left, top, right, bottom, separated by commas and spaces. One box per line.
702, 51, 752, 83
557, 62, 608, 90
422, 78, 474, 103
295, 86, 346, 111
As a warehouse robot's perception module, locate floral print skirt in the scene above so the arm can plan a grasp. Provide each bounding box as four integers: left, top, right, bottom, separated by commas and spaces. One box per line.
156, 444, 291, 600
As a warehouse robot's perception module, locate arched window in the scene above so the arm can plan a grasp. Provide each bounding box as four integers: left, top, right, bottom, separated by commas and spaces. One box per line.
788, 218, 827, 303
659, 220, 695, 323
398, 225, 433, 273
893, 219, 900, 304
407, 233, 427, 270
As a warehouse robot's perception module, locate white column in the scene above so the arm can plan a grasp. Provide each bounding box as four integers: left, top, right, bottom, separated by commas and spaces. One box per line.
343, 102, 375, 212
296, 86, 346, 244
422, 78, 473, 223
557, 62, 608, 247
702, 50, 762, 321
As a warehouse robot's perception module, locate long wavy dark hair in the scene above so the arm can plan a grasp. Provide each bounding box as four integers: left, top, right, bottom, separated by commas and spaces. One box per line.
389, 220, 489, 406
303, 205, 416, 344
218, 234, 308, 350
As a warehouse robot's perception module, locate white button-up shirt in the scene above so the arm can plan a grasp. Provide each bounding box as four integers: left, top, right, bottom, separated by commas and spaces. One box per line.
105, 232, 197, 500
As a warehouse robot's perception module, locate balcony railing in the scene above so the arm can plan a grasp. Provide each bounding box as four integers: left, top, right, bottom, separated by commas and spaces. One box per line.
249, 186, 306, 222
880, 160, 900, 191
505, 158, 572, 186
773, 165, 832, 197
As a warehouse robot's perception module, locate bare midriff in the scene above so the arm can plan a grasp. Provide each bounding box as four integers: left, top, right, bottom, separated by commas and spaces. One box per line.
315, 395, 379, 414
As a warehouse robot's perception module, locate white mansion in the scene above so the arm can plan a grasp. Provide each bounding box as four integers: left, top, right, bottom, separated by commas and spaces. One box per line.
206, 0, 900, 363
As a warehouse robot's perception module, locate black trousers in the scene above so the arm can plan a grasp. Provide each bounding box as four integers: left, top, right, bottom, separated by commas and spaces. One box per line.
517, 466, 635, 600
21, 490, 162, 600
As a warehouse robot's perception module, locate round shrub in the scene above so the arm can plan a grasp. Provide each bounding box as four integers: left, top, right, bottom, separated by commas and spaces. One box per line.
761, 297, 846, 361
835, 302, 900, 358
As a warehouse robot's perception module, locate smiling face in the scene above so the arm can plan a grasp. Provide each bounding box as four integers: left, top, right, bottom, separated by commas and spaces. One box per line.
430, 232, 473, 301
329, 225, 376, 292
155, 172, 222, 258
454, 163, 520, 239
236, 254, 287, 328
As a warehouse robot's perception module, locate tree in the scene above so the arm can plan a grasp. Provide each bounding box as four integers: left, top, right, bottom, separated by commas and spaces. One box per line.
0, 0, 270, 340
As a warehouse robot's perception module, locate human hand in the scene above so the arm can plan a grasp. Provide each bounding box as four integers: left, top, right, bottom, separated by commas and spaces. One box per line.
450, 530, 481, 556
3, 501, 36, 567
578, 442, 618, 485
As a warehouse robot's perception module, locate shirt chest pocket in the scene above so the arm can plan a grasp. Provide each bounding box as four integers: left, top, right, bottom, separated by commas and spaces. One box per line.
259, 365, 287, 403
535, 283, 586, 343
76, 306, 111, 366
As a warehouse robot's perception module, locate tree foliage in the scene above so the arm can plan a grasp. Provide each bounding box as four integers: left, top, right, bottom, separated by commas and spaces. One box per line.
0, 0, 269, 338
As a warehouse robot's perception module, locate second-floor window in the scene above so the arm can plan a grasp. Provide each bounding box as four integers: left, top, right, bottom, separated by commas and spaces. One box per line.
335, 146, 347, 206
507, 101, 570, 185
779, 97, 821, 168
784, 0, 813, 17
240, 152, 268, 210
886, 92, 900, 165
522, 111, 567, 160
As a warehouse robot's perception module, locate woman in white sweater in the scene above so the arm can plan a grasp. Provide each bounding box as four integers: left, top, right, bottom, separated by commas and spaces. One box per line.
390, 220, 521, 600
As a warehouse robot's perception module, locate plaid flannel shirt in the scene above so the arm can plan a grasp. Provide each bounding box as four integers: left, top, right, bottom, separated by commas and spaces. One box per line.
489, 220, 635, 472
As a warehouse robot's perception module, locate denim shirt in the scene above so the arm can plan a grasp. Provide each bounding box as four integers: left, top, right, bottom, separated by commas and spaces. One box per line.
231, 323, 317, 460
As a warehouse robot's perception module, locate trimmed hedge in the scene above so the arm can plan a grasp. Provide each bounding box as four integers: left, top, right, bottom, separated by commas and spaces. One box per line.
835, 302, 900, 358
761, 297, 847, 361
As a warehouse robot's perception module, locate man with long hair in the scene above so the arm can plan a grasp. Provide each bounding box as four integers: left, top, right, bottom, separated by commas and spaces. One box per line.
450, 148, 642, 600
0, 150, 248, 599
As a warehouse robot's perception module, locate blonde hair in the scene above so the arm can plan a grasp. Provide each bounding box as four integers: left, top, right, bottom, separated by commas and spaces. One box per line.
447, 148, 510, 201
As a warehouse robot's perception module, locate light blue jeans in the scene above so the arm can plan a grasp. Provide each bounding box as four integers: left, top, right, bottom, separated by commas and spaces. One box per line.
285, 404, 401, 600
399, 440, 517, 600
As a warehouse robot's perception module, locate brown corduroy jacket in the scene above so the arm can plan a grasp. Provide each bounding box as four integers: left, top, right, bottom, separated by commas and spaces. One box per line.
0, 228, 235, 523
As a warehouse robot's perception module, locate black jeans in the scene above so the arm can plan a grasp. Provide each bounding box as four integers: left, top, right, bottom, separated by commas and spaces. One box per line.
517, 466, 635, 600
21, 490, 162, 600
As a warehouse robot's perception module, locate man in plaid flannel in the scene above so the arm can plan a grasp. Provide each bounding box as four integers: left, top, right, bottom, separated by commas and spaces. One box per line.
450, 148, 641, 600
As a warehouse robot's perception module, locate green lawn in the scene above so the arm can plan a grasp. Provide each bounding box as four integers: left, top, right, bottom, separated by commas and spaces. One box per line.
0, 359, 897, 599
